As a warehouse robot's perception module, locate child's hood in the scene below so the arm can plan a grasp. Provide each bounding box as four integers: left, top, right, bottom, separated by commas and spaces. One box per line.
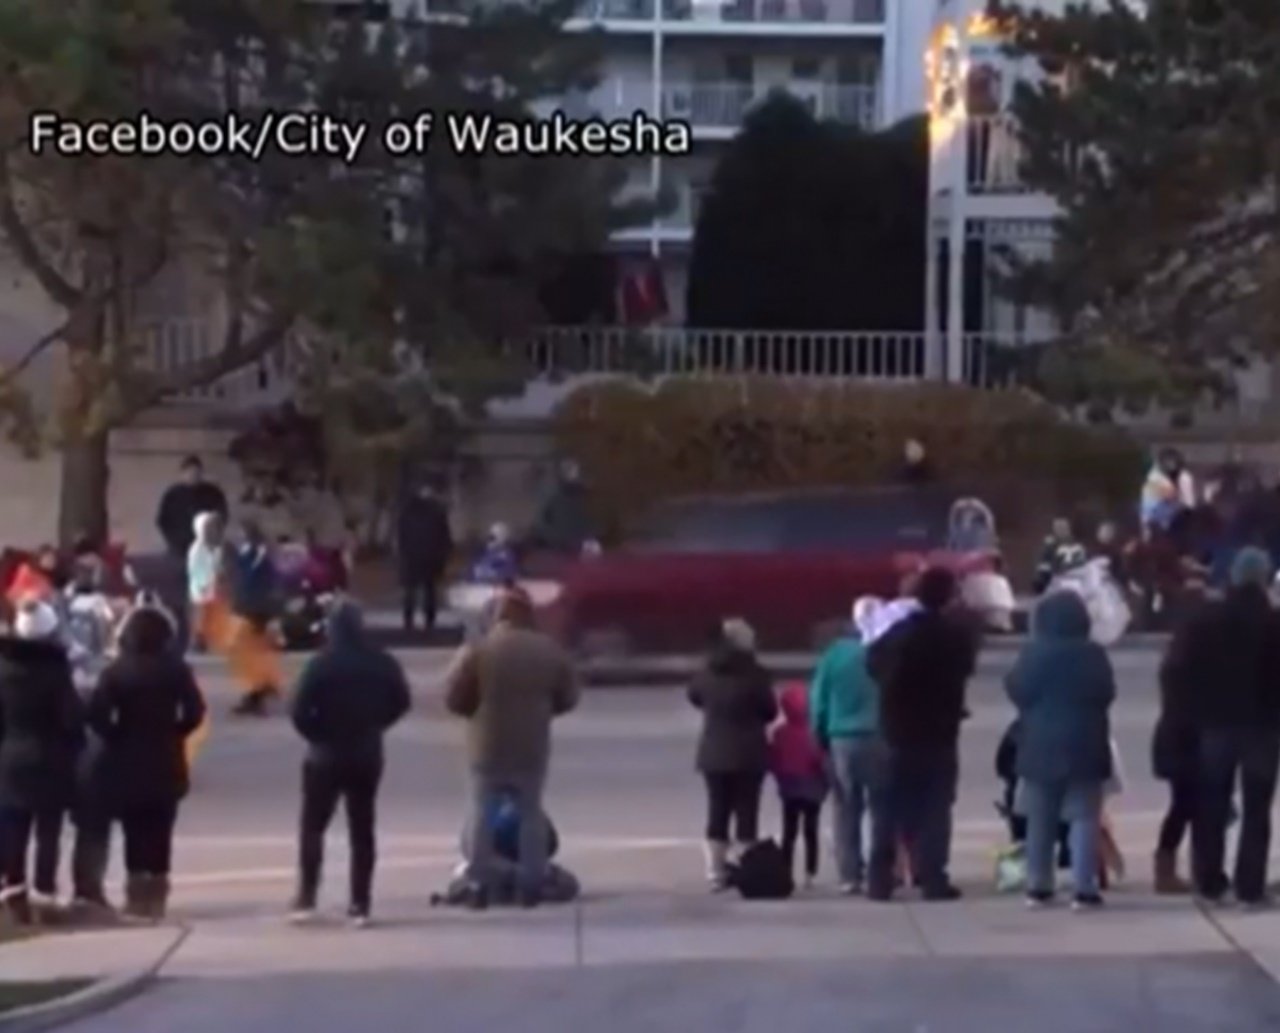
779, 681, 808, 723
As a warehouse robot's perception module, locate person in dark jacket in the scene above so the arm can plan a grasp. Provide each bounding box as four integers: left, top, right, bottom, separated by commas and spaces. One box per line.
866, 567, 976, 901
1006, 592, 1116, 909
0, 600, 84, 921
688, 618, 777, 890
85, 602, 206, 919
1161, 546, 1280, 905
396, 482, 453, 635
226, 520, 282, 715
156, 456, 228, 559
532, 460, 594, 554
898, 438, 936, 485
289, 602, 410, 926
1152, 612, 1203, 895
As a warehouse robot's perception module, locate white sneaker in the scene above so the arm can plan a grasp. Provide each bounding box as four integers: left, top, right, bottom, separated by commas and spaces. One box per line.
288, 907, 318, 925
349, 913, 371, 929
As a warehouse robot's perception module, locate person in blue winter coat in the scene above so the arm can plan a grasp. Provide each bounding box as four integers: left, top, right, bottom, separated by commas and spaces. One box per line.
1006, 591, 1116, 910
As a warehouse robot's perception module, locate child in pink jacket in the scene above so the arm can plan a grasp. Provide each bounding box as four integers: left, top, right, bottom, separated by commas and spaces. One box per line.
769, 681, 830, 888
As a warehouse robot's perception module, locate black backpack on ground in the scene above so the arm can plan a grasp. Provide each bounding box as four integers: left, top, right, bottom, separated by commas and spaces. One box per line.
727, 839, 794, 899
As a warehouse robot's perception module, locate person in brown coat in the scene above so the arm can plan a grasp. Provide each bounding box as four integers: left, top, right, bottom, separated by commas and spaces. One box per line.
444, 588, 578, 906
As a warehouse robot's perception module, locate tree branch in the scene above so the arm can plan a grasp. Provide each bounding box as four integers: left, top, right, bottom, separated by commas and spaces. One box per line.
0, 155, 81, 308
0, 320, 66, 386
118, 307, 297, 423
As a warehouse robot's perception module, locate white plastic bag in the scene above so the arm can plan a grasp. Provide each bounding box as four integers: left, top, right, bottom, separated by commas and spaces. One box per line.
1049, 557, 1131, 646
962, 571, 1016, 630
1104, 738, 1125, 797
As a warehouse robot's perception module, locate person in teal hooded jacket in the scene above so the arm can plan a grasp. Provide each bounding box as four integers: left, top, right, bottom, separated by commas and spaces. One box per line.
1006, 591, 1116, 910
809, 599, 882, 894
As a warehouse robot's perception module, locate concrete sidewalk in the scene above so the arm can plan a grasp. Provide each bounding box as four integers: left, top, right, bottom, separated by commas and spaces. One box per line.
51, 892, 1280, 1032
0, 926, 186, 1031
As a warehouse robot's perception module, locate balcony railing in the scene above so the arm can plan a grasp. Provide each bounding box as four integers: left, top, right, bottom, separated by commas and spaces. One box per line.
661, 0, 884, 24
152, 321, 1031, 410
663, 81, 878, 130
967, 115, 1028, 194
574, 0, 655, 18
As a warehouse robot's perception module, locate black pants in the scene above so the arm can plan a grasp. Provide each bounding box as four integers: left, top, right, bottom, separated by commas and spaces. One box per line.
703, 771, 763, 844
119, 802, 179, 875
1193, 728, 1280, 902
1158, 777, 1195, 855
869, 748, 958, 896
72, 805, 112, 901
401, 574, 439, 631
0, 806, 63, 895
781, 798, 821, 877
298, 760, 381, 911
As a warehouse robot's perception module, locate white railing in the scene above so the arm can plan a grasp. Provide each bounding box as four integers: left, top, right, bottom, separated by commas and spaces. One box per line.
150, 323, 1034, 409
967, 115, 1028, 194
662, 81, 878, 130
661, 0, 884, 24
575, 0, 655, 18
525, 327, 1029, 386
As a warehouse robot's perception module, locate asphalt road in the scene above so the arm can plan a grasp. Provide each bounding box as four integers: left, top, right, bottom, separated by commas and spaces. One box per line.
56, 645, 1280, 1032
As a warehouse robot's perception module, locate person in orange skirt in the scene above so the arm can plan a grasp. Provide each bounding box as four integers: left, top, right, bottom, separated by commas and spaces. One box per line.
225, 520, 283, 716
185, 513, 227, 764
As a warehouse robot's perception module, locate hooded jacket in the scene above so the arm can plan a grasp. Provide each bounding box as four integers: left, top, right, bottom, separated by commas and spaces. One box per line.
290, 604, 411, 768
809, 636, 878, 743
1159, 574, 1280, 733
187, 513, 224, 605
0, 634, 84, 808
85, 605, 206, 807
688, 644, 777, 773
1005, 592, 1115, 783
769, 682, 828, 802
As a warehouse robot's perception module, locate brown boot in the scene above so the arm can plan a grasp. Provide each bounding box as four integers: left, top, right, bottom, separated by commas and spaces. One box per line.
147, 875, 170, 921
123, 875, 150, 919
1154, 850, 1190, 894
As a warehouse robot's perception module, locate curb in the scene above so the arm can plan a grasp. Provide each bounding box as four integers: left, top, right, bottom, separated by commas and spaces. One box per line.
0, 925, 190, 1033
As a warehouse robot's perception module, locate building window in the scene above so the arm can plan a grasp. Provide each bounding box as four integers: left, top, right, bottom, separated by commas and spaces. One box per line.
792, 58, 820, 79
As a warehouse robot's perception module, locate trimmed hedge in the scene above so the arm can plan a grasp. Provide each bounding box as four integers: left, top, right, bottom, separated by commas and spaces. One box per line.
550, 377, 1146, 546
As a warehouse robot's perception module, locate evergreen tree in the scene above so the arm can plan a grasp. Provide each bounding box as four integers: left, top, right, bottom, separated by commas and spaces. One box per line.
686, 92, 927, 332
993, 0, 1280, 411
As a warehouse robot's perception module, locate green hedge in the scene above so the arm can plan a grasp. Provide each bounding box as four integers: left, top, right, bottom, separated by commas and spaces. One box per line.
551, 377, 1145, 545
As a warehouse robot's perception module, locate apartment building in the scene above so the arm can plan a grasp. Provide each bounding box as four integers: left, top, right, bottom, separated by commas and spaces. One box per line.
553, 0, 934, 323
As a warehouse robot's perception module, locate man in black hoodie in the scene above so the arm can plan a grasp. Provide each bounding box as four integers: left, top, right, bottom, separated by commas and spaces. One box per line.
289, 602, 411, 926
1162, 546, 1280, 905
866, 567, 977, 901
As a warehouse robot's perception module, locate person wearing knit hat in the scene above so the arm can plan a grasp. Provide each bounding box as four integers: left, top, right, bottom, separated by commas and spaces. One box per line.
688, 617, 776, 890
0, 597, 84, 922
1160, 542, 1280, 906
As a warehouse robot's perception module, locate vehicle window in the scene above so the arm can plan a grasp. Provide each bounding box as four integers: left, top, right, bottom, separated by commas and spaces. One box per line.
631, 501, 780, 552
779, 494, 950, 550
630, 491, 956, 553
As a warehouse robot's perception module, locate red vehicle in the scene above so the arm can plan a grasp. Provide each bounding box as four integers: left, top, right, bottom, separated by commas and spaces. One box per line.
535, 486, 1011, 657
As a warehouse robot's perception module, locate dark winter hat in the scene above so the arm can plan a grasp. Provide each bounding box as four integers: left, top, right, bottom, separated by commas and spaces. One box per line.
915, 567, 958, 611
1230, 546, 1272, 588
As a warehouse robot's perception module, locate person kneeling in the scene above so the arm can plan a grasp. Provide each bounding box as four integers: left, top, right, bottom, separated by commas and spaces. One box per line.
288, 602, 410, 927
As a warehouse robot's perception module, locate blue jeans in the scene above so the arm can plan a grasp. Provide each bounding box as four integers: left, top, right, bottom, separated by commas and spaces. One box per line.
868, 748, 958, 895
828, 736, 883, 885
1192, 727, 1280, 902
1022, 780, 1102, 896
464, 770, 548, 895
